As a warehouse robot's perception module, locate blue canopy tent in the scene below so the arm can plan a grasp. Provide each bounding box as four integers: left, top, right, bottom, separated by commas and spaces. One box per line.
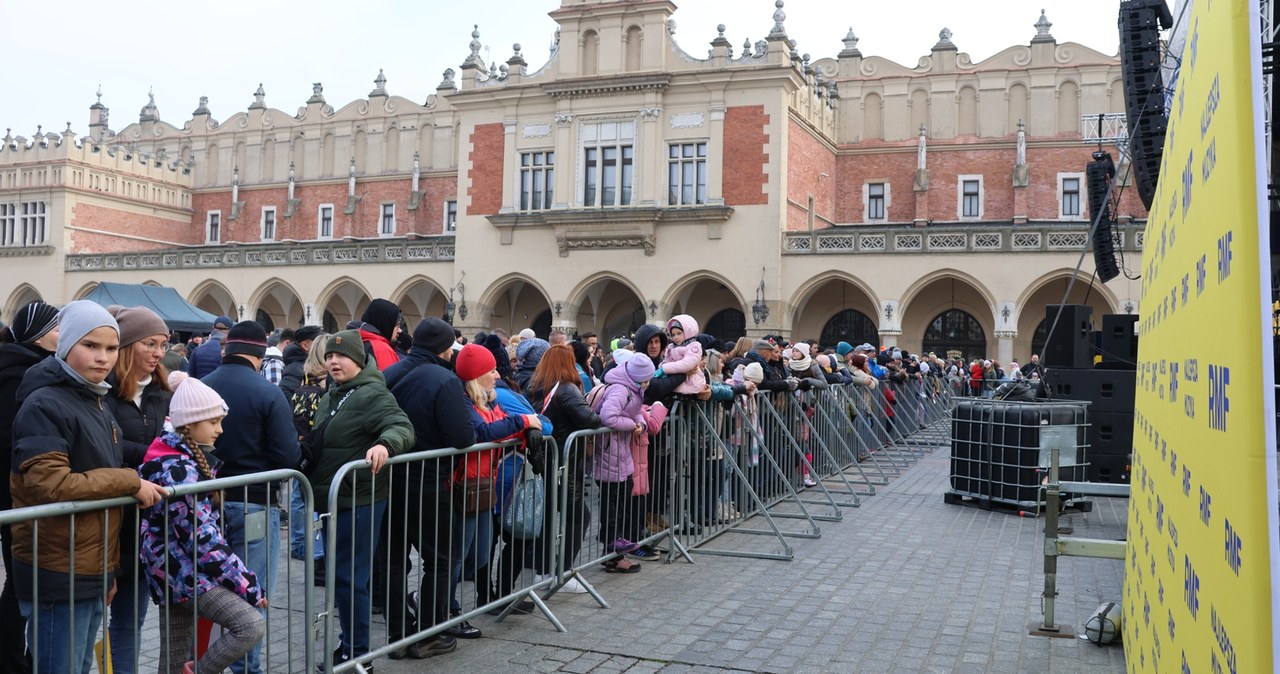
81, 282, 218, 334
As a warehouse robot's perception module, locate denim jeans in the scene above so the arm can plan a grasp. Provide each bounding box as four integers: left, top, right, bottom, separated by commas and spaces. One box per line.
221, 502, 281, 674
19, 597, 104, 674
449, 513, 493, 612
326, 500, 387, 658
289, 479, 324, 560
108, 568, 149, 674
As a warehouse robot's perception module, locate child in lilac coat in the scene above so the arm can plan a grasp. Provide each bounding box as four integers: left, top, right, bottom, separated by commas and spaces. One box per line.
139, 372, 266, 674
593, 355, 654, 572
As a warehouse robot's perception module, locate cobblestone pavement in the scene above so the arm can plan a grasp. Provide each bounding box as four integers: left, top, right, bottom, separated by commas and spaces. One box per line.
3, 434, 1127, 673
375, 441, 1128, 673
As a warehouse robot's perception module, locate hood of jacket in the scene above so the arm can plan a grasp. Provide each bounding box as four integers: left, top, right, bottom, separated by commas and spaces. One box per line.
632, 324, 669, 364
16, 355, 82, 400
666, 314, 700, 343
0, 342, 51, 382
282, 342, 308, 366
331, 357, 387, 395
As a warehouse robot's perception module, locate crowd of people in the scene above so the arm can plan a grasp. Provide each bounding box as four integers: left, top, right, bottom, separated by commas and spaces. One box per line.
0, 296, 979, 674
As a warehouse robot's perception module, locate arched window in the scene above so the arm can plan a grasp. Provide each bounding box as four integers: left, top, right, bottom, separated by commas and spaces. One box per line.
581, 30, 599, 76
820, 309, 880, 350
704, 308, 746, 343
922, 309, 987, 362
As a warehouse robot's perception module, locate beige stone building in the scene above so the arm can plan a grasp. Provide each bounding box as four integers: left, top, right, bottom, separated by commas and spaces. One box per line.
0, 0, 1145, 364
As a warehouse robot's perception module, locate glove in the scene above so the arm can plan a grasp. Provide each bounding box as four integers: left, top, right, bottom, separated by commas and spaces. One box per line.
653, 367, 666, 379
797, 379, 812, 391
786, 378, 799, 391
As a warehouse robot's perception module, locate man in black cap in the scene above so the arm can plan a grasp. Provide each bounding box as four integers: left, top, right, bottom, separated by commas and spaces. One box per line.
280, 324, 323, 397
200, 320, 300, 674
384, 318, 474, 659
187, 314, 234, 378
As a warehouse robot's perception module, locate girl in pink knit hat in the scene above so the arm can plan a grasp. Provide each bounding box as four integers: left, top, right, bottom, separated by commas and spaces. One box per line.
138, 371, 266, 674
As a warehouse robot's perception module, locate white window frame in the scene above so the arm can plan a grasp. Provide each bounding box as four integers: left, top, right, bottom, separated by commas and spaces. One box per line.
519, 150, 555, 211
0, 203, 17, 246
957, 174, 984, 220
317, 204, 334, 240
379, 202, 396, 237
580, 120, 635, 208
667, 141, 708, 206
206, 210, 222, 244
444, 200, 457, 232
19, 202, 46, 246
863, 181, 891, 221
260, 206, 277, 242
1058, 172, 1086, 220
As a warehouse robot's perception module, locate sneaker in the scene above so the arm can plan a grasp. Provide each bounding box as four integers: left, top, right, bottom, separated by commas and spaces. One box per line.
625, 545, 661, 561
407, 635, 457, 659
605, 537, 638, 553
559, 575, 589, 594
319, 648, 374, 673
802, 475, 818, 487
406, 590, 419, 614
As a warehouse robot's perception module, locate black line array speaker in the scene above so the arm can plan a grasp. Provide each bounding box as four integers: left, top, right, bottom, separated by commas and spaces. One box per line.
1088, 152, 1120, 283
1119, 0, 1174, 209
1088, 454, 1131, 484
1043, 304, 1094, 369
1045, 367, 1137, 413
1101, 314, 1139, 366
1087, 411, 1134, 456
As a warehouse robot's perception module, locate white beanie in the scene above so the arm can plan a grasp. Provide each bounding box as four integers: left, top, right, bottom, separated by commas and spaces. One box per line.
743, 362, 765, 383
167, 371, 228, 428
55, 300, 119, 361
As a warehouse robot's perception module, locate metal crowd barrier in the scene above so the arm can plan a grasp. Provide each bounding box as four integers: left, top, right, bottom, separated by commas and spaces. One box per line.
0, 375, 960, 674
0, 468, 315, 674
321, 438, 567, 674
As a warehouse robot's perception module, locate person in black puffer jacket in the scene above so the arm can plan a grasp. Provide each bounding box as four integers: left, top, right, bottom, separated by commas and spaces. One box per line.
279, 325, 323, 397
0, 300, 59, 674
103, 305, 173, 674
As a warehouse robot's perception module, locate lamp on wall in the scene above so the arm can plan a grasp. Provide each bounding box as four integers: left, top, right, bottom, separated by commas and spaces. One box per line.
1124, 301, 1134, 314
648, 300, 658, 318
445, 271, 467, 324
752, 267, 770, 325
1001, 305, 1011, 322
883, 303, 894, 321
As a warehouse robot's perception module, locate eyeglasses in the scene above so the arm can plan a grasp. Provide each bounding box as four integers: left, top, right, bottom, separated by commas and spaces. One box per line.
138, 340, 167, 353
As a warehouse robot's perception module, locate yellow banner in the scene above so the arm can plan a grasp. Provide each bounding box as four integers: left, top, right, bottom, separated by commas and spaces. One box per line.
1125, 1, 1277, 672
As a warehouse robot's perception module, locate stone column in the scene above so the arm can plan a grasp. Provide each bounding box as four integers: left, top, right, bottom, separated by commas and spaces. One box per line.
994, 330, 1016, 365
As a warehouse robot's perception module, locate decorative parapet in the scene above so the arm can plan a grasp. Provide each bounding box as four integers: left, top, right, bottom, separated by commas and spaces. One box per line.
540, 73, 671, 100
65, 236, 455, 272
782, 222, 1143, 255
0, 245, 54, 258
487, 205, 733, 254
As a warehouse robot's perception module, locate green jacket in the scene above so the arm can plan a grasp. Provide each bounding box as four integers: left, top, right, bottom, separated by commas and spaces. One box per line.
311, 360, 414, 510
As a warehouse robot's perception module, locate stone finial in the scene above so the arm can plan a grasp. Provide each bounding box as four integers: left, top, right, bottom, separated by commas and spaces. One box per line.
769, 0, 787, 38
717, 24, 726, 38
933, 27, 956, 50
439, 68, 457, 90
463, 25, 484, 67
139, 90, 160, 123
95, 85, 103, 105
193, 96, 210, 116
1032, 9, 1055, 43
370, 69, 388, 97
917, 124, 928, 170
249, 83, 266, 110
840, 27, 861, 57
1016, 119, 1027, 165
308, 82, 326, 104
489, 61, 499, 79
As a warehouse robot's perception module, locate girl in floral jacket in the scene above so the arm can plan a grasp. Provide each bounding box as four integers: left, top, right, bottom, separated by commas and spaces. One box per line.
139, 371, 266, 674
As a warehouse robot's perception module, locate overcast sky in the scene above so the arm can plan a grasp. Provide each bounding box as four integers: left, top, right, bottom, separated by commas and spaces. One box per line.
0, 0, 1122, 139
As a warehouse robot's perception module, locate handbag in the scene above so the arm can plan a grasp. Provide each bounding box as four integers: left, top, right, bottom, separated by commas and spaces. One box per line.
499, 450, 545, 538
454, 477, 497, 514
298, 386, 359, 477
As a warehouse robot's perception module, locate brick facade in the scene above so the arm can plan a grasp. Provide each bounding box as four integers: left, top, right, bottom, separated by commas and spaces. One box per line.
466, 123, 504, 216
786, 119, 837, 231
722, 106, 769, 206
69, 203, 188, 253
